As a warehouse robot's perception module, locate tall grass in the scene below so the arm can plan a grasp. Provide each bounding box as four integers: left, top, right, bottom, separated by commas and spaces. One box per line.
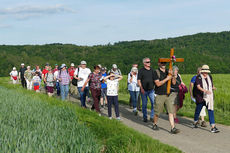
119, 74, 230, 125
0, 78, 182, 153
0, 86, 101, 153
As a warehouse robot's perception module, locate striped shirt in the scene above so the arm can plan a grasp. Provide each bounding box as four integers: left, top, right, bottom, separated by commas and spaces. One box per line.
58, 70, 70, 85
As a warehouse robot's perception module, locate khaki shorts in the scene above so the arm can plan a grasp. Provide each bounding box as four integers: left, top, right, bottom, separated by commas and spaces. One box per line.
154, 94, 174, 115
170, 92, 179, 105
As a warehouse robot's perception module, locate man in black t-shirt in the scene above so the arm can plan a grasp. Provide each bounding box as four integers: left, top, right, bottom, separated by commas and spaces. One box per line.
19, 63, 27, 88
137, 57, 155, 122
152, 61, 180, 134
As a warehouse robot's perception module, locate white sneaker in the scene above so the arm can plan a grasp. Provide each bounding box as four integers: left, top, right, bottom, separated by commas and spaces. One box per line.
116, 117, 121, 120
109, 117, 112, 120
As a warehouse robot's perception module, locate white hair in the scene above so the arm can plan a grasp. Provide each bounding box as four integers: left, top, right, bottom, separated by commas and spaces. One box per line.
142, 57, 150, 63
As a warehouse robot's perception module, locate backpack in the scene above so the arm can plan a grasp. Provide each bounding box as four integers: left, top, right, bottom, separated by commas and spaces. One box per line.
72, 68, 79, 86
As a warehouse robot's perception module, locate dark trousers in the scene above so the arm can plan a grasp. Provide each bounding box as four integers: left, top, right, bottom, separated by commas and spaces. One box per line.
194, 101, 215, 125
21, 78, 27, 88
90, 88, 101, 113
129, 94, 141, 109
107, 96, 119, 117
56, 82, 60, 96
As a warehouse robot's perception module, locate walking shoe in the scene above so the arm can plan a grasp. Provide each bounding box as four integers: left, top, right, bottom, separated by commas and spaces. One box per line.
152, 124, 159, 131
201, 121, 207, 127
133, 111, 138, 116
174, 118, 179, 124
101, 105, 104, 108
171, 127, 180, 134
193, 122, 199, 128
150, 118, 154, 122
98, 113, 102, 117
116, 117, 121, 121
211, 127, 220, 133
143, 118, 148, 122
109, 117, 112, 120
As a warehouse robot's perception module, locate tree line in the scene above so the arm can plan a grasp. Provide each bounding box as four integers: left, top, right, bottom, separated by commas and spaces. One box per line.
1, 31, 230, 76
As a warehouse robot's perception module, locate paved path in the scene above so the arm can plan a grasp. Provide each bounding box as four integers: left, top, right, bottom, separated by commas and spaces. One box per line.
39, 87, 230, 153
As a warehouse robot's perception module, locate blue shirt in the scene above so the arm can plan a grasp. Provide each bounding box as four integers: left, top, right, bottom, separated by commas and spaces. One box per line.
191, 75, 196, 83
101, 73, 107, 88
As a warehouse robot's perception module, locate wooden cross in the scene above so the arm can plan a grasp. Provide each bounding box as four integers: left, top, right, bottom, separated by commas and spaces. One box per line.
158, 48, 184, 95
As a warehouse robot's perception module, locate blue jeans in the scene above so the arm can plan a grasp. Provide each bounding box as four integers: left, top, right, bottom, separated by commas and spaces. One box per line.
141, 90, 155, 119
129, 91, 140, 111
56, 82, 60, 96
78, 87, 89, 107
194, 101, 215, 125
60, 84, 69, 101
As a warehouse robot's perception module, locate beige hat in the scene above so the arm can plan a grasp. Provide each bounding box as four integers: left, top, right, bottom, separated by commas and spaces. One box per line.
81, 61, 87, 65
13, 67, 16, 70
201, 65, 211, 73
112, 64, 117, 69
71, 63, 75, 67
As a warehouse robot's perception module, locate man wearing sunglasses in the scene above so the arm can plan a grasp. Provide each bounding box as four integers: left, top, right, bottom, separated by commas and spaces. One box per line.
152, 61, 180, 134
137, 57, 155, 122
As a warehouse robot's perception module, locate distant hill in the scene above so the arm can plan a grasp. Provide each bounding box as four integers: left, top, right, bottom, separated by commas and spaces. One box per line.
1, 31, 230, 76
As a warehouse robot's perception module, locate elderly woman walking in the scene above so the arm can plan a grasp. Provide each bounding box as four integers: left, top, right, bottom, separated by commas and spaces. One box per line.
24, 66, 33, 90
193, 65, 219, 133
82, 66, 102, 114
10, 67, 18, 84
58, 64, 71, 101
128, 67, 140, 115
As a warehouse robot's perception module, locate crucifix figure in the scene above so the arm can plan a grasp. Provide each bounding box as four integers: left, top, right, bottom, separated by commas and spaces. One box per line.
158, 48, 184, 95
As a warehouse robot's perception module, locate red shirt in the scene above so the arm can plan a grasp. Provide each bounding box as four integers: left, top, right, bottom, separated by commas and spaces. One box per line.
42, 69, 49, 77
52, 68, 58, 73
68, 67, 76, 80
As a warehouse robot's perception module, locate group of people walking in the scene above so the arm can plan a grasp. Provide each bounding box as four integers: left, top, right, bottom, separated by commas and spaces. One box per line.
10, 58, 219, 133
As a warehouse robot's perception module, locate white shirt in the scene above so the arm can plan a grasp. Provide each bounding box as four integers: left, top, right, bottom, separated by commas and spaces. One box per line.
128, 73, 140, 91
10, 70, 18, 77
54, 71, 59, 82
107, 79, 119, 96
74, 67, 91, 87
32, 76, 41, 83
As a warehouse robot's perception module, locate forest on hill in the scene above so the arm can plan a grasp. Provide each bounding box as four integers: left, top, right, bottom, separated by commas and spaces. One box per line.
1, 31, 230, 76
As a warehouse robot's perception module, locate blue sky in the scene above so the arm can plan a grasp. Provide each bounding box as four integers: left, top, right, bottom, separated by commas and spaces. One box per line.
0, 0, 229, 45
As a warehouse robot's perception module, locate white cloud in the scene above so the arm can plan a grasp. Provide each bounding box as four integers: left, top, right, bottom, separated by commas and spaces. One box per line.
0, 4, 76, 19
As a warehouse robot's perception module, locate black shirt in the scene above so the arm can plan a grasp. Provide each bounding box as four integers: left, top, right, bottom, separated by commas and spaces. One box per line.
137, 67, 155, 91
153, 68, 168, 95
171, 74, 181, 92
19, 67, 27, 77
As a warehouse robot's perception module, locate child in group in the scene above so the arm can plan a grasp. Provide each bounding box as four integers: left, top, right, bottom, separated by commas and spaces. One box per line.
32, 72, 41, 92
44, 67, 55, 97
103, 72, 123, 120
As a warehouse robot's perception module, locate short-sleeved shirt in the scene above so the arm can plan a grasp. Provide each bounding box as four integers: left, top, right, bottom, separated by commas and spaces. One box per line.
68, 67, 76, 80
24, 70, 33, 81
45, 73, 55, 87
10, 71, 18, 77
107, 79, 119, 96
171, 74, 181, 92
137, 67, 155, 91
101, 73, 107, 89
74, 67, 91, 87
42, 69, 49, 79
88, 73, 102, 89
191, 75, 196, 83
19, 67, 27, 77
153, 68, 168, 95
194, 74, 213, 103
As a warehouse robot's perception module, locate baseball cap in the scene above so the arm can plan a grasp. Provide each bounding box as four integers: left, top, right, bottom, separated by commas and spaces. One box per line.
81, 61, 87, 65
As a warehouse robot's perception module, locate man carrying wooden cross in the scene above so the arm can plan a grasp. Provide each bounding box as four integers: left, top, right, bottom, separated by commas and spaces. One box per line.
152, 48, 183, 134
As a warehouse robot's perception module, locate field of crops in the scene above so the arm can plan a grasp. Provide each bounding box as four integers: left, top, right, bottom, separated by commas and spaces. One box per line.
0, 86, 101, 153
119, 74, 230, 125
0, 78, 181, 153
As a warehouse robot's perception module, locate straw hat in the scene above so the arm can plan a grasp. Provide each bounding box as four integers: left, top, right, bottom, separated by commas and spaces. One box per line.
200, 65, 211, 73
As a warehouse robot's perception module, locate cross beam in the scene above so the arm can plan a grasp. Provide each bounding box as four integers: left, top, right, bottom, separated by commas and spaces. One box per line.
158, 48, 184, 95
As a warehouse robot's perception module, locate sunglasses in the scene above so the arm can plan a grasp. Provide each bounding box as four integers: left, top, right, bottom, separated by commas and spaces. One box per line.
145, 61, 151, 63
